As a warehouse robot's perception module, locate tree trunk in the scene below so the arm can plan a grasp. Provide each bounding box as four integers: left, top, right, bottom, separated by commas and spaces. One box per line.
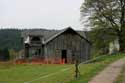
118, 33, 125, 52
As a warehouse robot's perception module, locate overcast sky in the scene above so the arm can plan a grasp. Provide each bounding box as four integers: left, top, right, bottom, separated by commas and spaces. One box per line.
0, 0, 84, 30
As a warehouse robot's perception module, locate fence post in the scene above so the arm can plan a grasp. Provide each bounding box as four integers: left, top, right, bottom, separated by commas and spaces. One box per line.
75, 54, 80, 79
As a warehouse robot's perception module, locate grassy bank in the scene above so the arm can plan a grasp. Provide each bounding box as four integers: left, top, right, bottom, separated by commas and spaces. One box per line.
69, 53, 125, 83
0, 53, 124, 83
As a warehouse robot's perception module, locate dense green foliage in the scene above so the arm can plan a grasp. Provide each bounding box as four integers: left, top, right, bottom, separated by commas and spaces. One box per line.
0, 53, 124, 83
88, 28, 116, 55
81, 0, 125, 51
0, 48, 10, 61
0, 29, 23, 51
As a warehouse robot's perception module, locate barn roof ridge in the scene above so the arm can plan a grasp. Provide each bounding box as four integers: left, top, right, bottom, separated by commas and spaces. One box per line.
21, 27, 91, 44
44, 27, 91, 44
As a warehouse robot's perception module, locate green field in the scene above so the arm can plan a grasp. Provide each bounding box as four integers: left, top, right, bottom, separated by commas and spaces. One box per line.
0, 53, 124, 83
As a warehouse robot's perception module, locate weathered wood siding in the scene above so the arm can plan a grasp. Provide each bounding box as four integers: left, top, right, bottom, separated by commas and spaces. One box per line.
44, 30, 90, 63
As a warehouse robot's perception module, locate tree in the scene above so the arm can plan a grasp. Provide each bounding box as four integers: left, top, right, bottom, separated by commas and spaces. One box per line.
9, 49, 18, 60
88, 28, 115, 55
3, 48, 10, 61
81, 0, 125, 52
0, 48, 10, 61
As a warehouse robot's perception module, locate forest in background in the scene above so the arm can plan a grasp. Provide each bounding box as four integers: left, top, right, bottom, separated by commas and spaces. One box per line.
0, 29, 23, 51
0, 29, 23, 61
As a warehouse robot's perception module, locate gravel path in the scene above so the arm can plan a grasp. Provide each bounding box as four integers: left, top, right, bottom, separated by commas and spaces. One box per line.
88, 58, 125, 83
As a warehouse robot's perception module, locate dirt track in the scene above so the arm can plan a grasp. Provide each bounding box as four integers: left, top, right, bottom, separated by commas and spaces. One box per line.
89, 58, 125, 83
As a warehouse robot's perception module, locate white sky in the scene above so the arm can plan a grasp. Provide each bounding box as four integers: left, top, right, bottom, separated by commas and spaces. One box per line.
0, 0, 84, 30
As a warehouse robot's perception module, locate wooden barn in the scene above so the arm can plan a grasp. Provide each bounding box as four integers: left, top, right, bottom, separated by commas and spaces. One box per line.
21, 27, 91, 64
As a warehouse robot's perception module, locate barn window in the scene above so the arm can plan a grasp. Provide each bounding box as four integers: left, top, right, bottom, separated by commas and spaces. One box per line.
31, 37, 41, 42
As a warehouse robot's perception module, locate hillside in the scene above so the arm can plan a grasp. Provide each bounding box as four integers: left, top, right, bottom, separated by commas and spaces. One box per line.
0, 29, 22, 51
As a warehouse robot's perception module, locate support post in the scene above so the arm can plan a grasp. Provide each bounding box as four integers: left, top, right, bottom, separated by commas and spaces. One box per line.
25, 44, 29, 58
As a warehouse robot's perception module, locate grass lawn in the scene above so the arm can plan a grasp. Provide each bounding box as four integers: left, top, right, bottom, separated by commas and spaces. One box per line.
0, 53, 124, 83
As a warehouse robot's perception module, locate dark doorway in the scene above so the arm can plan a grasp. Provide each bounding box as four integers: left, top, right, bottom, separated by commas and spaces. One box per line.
61, 50, 67, 63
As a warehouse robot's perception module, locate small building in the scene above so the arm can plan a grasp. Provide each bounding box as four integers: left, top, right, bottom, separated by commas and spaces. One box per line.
21, 27, 91, 64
